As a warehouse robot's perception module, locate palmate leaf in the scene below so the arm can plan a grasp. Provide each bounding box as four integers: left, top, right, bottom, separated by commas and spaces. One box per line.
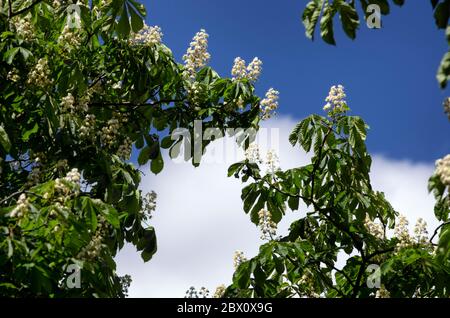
301, 0, 405, 45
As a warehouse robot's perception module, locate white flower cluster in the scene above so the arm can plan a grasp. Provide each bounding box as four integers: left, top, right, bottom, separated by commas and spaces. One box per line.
375, 285, 390, 298
55, 168, 81, 196
364, 215, 384, 239
435, 154, 450, 186
60, 93, 75, 112
27, 58, 52, 88
185, 286, 210, 298
265, 149, 280, 175
323, 85, 346, 114
142, 191, 157, 219
244, 143, 261, 164
233, 250, 247, 269
100, 118, 120, 147
394, 214, 412, 250
77, 216, 108, 260
185, 80, 206, 106
7, 68, 20, 82
231, 57, 263, 82
299, 272, 321, 298
413, 218, 429, 245
392, 214, 432, 251
10, 194, 29, 218
245, 144, 280, 174
60, 92, 90, 114
260, 88, 279, 120
79, 114, 96, 139
12, 14, 34, 41
58, 24, 82, 52
258, 208, 277, 240
444, 97, 450, 120
213, 284, 226, 298
117, 137, 132, 160
129, 24, 163, 46
182, 29, 211, 79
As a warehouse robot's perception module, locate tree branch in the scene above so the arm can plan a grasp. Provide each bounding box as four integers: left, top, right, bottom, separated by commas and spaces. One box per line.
430, 221, 450, 244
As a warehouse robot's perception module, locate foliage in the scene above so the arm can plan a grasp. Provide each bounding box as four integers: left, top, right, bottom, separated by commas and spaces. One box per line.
0, 0, 263, 296
223, 93, 450, 298
301, 0, 450, 88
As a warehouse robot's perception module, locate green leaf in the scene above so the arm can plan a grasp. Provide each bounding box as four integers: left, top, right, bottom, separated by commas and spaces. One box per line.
0, 126, 11, 152
339, 1, 359, 39
140, 227, 157, 262
22, 123, 39, 141
138, 146, 151, 165
98, 204, 120, 229
150, 152, 164, 174
434, 0, 450, 29
302, 0, 324, 40
320, 3, 337, 45
128, 2, 144, 33
4, 47, 19, 64
116, 4, 131, 38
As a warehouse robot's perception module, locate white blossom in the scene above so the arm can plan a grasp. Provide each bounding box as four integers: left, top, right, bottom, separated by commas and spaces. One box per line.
27, 58, 52, 88
231, 57, 247, 80
394, 214, 412, 250
79, 114, 96, 139
10, 194, 29, 218
142, 191, 157, 218
231, 57, 262, 82
182, 29, 210, 79
100, 118, 120, 147
129, 24, 163, 46
60, 93, 76, 112
233, 250, 247, 269
245, 143, 261, 164
117, 137, 133, 160
77, 216, 108, 260
435, 154, 450, 186
260, 88, 279, 120
246, 57, 263, 82
323, 85, 347, 114
58, 24, 82, 52
364, 215, 384, 239
375, 285, 390, 298
299, 272, 321, 298
265, 149, 280, 175
12, 14, 34, 41
444, 97, 450, 120
258, 208, 277, 240
55, 168, 81, 196
7, 68, 20, 82
413, 218, 429, 245
213, 284, 226, 298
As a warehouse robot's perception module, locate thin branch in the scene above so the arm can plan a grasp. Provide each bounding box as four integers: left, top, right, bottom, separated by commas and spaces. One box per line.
430, 221, 450, 243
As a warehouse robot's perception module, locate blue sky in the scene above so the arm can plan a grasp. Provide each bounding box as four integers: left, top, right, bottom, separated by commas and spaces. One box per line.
141, 0, 449, 162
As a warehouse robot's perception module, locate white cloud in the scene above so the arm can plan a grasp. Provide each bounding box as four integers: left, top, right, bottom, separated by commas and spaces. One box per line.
115, 116, 438, 297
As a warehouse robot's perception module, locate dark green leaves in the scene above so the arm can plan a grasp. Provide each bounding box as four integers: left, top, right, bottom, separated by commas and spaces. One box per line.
301, 0, 405, 45
302, 0, 324, 40
433, 0, 450, 29
320, 2, 337, 45
139, 227, 157, 262
339, 1, 360, 39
